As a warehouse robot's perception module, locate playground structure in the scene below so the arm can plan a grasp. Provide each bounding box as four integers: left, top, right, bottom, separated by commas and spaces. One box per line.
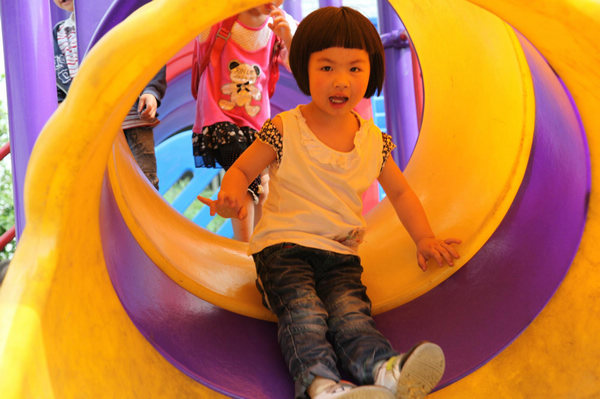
0, 0, 598, 398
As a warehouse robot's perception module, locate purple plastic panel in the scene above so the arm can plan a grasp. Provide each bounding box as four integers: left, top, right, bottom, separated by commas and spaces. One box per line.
153, 71, 195, 143
320, 0, 343, 7
0, 0, 57, 236
84, 0, 151, 56
50, 3, 69, 26
99, 30, 588, 397
74, 0, 114, 61
154, 104, 195, 144
270, 68, 311, 114
377, 0, 419, 169
283, 0, 302, 20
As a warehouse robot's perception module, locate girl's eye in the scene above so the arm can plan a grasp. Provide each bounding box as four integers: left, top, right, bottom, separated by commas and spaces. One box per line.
350, 67, 361, 72
321, 66, 332, 71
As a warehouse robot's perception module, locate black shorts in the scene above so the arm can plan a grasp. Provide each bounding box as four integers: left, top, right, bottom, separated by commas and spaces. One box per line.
192, 121, 262, 202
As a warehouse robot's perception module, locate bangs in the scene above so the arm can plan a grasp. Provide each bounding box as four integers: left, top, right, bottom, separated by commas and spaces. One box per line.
289, 6, 385, 98
306, 8, 378, 55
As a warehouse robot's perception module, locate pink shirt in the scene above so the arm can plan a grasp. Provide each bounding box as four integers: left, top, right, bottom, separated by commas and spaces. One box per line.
193, 18, 278, 133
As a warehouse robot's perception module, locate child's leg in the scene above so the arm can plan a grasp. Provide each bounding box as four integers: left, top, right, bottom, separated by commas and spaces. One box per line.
316, 253, 445, 398
315, 253, 397, 385
231, 172, 264, 241
253, 170, 269, 228
253, 244, 341, 398
231, 192, 255, 241
123, 126, 159, 189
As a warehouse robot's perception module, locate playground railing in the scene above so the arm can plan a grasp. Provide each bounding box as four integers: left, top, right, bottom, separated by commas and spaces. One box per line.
0, 142, 15, 253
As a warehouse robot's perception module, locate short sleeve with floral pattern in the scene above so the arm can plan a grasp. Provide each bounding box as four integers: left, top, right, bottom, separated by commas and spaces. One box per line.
256, 119, 283, 164
381, 132, 396, 172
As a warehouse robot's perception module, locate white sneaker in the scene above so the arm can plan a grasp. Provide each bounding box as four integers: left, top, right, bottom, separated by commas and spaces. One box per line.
311, 380, 395, 399
373, 342, 445, 399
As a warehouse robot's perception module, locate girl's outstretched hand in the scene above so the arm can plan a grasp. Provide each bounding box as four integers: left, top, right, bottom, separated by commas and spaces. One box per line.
197, 196, 248, 220
416, 237, 461, 271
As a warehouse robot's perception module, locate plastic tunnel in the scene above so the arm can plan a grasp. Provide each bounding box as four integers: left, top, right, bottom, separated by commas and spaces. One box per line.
0, 0, 599, 398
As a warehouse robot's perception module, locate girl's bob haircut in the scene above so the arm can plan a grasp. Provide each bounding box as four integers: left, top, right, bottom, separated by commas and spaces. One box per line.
289, 6, 385, 98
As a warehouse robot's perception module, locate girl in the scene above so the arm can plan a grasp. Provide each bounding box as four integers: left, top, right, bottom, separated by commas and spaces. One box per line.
199, 7, 460, 399
192, 1, 295, 241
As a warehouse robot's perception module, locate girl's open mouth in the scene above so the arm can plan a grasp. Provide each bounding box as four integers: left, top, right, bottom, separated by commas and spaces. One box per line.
329, 96, 348, 104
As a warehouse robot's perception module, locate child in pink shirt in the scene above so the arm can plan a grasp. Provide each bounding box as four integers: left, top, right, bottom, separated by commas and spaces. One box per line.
192, 2, 294, 241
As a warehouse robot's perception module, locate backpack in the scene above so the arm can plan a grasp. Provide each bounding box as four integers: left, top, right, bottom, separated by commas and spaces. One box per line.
191, 16, 282, 100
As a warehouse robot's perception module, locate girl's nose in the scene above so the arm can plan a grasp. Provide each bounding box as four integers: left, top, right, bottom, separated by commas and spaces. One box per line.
334, 74, 350, 89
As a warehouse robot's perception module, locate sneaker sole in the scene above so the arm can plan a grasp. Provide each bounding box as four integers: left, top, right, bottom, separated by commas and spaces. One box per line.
336, 385, 395, 399
396, 342, 445, 399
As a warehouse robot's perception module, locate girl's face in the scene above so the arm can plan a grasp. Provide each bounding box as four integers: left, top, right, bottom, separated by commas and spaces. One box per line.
307, 47, 371, 118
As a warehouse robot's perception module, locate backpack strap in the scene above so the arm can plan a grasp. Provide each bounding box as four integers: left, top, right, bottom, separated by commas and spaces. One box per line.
191, 16, 237, 99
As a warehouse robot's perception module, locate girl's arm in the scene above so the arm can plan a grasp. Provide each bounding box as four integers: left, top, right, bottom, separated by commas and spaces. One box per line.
198, 118, 280, 219
377, 157, 460, 271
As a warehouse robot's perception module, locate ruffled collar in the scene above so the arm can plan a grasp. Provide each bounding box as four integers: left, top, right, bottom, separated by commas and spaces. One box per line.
294, 106, 368, 170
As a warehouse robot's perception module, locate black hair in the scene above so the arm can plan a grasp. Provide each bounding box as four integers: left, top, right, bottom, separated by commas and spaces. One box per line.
289, 6, 385, 98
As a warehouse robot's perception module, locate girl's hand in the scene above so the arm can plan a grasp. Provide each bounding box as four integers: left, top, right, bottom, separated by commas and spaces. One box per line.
416, 237, 461, 271
197, 196, 248, 220
268, 8, 293, 50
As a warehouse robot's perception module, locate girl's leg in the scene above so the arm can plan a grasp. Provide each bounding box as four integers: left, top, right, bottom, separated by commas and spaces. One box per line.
232, 170, 267, 241
254, 244, 341, 398
315, 253, 397, 385
253, 170, 269, 229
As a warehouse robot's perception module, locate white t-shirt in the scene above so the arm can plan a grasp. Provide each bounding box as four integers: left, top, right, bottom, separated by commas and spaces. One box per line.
249, 106, 395, 255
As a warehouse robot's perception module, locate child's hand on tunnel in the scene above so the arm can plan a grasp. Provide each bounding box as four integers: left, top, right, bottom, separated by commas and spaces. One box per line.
416, 237, 461, 271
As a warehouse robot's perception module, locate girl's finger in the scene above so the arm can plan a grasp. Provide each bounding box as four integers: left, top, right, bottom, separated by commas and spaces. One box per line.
432, 251, 443, 267
440, 249, 455, 266
417, 253, 427, 271
197, 196, 217, 216
442, 242, 460, 259
197, 196, 213, 206
444, 238, 462, 245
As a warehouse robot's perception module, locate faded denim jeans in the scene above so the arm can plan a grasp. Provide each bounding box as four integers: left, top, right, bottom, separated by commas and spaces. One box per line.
253, 243, 398, 399
124, 126, 159, 189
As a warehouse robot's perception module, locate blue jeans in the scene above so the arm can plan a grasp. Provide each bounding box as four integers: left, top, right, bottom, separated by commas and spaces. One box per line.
124, 127, 159, 189
253, 243, 398, 399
